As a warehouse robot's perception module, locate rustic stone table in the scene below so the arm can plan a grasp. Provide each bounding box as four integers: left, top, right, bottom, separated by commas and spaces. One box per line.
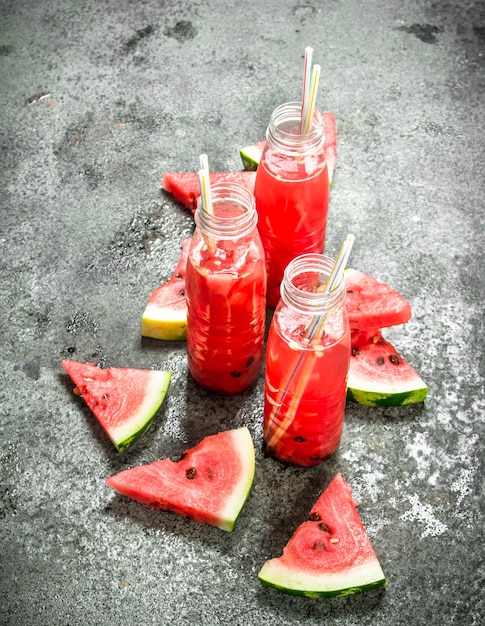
1, 0, 483, 624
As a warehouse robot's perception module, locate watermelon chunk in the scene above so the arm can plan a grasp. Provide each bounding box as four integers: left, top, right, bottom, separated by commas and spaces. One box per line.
239, 111, 338, 184
345, 268, 412, 330
141, 237, 191, 341
347, 329, 428, 406
62, 360, 171, 452
105, 427, 255, 532
258, 473, 386, 597
162, 171, 256, 213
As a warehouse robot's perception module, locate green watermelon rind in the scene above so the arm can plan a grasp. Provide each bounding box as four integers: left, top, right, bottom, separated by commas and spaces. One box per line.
218, 427, 256, 531
110, 370, 172, 452
258, 559, 386, 598
346, 383, 428, 407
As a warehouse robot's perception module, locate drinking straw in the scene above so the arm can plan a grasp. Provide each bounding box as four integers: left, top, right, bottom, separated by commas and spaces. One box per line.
264, 235, 355, 450
303, 63, 320, 135
300, 46, 321, 135
305, 233, 355, 340
197, 153, 216, 251
198, 153, 213, 215
300, 46, 314, 134
300, 62, 320, 136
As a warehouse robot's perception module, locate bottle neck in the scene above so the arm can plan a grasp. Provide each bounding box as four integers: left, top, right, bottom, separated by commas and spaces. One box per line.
195, 183, 258, 240
280, 253, 346, 315
266, 102, 324, 157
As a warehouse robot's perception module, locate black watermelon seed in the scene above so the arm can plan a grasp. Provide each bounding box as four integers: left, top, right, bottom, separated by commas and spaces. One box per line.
186, 468, 197, 479
245, 356, 255, 368
230, 371, 242, 378
293, 436, 306, 442
389, 354, 401, 365
308, 512, 321, 522
376, 356, 385, 366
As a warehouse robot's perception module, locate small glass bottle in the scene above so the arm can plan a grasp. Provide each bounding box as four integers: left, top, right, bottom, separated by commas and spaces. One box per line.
254, 102, 329, 308
263, 253, 350, 466
185, 182, 267, 394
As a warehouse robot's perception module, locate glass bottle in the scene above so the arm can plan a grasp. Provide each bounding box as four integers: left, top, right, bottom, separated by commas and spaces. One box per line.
263, 253, 350, 466
185, 182, 267, 394
254, 102, 329, 308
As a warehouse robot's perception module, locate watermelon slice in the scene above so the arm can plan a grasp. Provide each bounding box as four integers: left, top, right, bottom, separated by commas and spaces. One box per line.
141, 237, 191, 341
239, 111, 338, 184
347, 329, 428, 406
105, 427, 255, 532
345, 268, 412, 331
162, 171, 256, 213
62, 359, 171, 452
239, 139, 266, 172
258, 473, 386, 597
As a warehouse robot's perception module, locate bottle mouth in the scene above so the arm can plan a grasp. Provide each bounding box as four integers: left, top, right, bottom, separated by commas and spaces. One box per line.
266, 102, 324, 155
281, 253, 345, 314
195, 182, 258, 239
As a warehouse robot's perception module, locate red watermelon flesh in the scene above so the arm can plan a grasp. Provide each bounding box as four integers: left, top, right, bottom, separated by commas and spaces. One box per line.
162, 171, 257, 213
105, 427, 255, 532
239, 111, 337, 184
62, 360, 172, 452
141, 237, 191, 341
258, 473, 386, 597
345, 268, 412, 330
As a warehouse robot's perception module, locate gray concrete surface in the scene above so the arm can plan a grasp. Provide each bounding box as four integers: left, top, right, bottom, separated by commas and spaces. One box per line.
1, 0, 484, 624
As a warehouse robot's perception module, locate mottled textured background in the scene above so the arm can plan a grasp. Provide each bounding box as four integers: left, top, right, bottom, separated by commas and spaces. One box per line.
1, 0, 483, 624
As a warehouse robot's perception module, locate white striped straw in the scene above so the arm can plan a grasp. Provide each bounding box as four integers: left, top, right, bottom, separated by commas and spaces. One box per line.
302, 63, 321, 135
306, 233, 355, 340
198, 153, 213, 215
300, 46, 314, 134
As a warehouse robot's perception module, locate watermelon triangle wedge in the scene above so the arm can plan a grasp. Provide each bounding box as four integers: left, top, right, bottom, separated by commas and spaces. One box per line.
258, 473, 386, 598
162, 171, 256, 213
347, 329, 428, 406
344, 268, 412, 331
239, 111, 338, 184
62, 359, 172, 452
141, 237, 191, 341
105, 427, 255, 532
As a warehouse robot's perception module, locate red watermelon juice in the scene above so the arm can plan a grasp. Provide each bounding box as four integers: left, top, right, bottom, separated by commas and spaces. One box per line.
254, 102, 329, 308
263, 254, 350, 466
185, 183, 266, 394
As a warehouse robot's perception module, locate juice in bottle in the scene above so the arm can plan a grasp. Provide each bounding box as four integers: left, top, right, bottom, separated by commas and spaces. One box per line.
185, 183, 266, 394
263, 254, 350, 466
254, 102, 329, 308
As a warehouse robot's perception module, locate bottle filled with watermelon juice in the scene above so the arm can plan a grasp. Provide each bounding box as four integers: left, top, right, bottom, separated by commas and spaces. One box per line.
254, 102, 329, 308
186, 183, 267, 394
264, 254, 350, 466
